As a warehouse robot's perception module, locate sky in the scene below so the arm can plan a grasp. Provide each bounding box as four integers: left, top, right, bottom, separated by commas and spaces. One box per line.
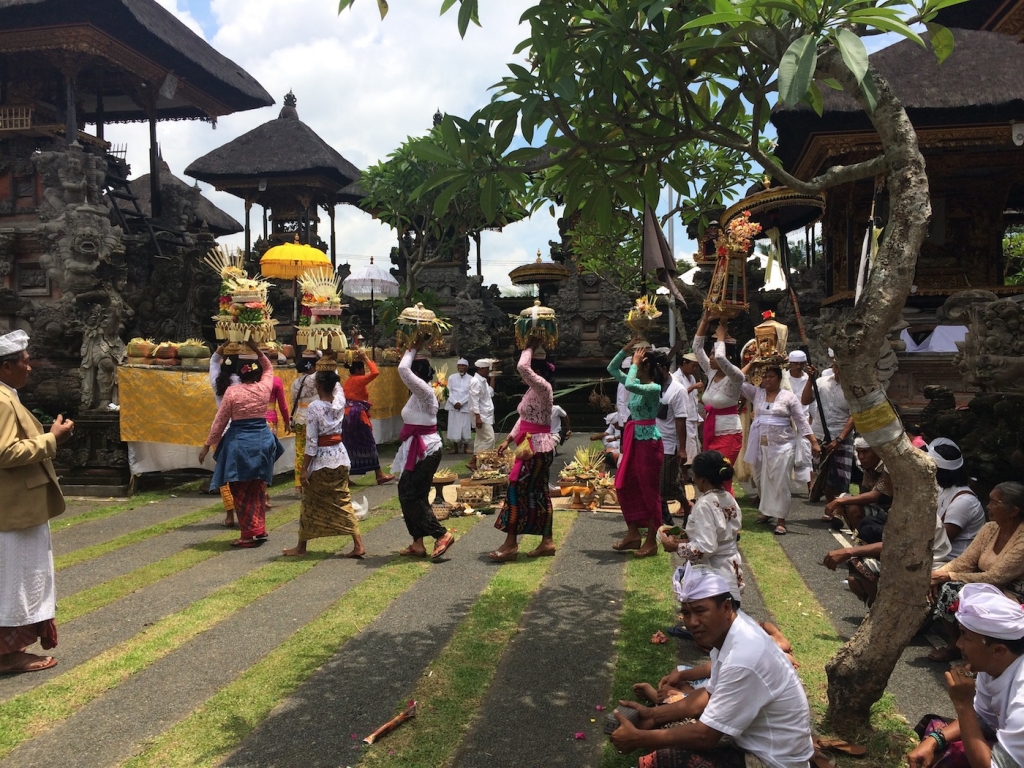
102, 0, 701, 291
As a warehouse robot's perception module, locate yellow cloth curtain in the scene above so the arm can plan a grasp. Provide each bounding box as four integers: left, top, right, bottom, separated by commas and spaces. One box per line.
119, 365, 407, 445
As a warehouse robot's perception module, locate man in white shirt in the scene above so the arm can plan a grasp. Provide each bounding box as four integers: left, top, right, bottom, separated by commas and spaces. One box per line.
550, 403, 571, 452
672, 352, 704, 464
802, 357, 855, 501
467, 359, 496, 470
908, 583, 1024, 768
783, 351, 812, 491
655, 350, 691, 524
611, 564, 814, 768
445, 358, 473, 454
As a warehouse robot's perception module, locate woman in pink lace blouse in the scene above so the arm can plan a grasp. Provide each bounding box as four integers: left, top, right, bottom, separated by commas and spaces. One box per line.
492, 338, 557, 561
199, 341, 284, 548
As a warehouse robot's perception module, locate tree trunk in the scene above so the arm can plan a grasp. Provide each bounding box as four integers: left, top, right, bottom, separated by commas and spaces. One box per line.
820, 62, 936, 729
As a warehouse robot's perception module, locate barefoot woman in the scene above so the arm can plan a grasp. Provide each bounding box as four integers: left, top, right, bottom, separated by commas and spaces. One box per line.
607, 342, 665, 558
282, 369, 365, 558
492, 338, 557, 561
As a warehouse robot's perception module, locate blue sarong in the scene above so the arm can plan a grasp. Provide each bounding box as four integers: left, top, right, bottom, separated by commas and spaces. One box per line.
210, 418, 284, 491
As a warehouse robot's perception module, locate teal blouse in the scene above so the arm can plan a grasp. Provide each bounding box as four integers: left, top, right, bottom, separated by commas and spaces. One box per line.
607, 349, 662, 441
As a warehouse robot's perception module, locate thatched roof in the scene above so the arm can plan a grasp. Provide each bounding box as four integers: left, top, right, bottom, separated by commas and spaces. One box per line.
185, 93, 362, 191
0, 0, 273, 120
125, 160, 243, 236
936, 0, 1011, 31
772, 28, 1024, 171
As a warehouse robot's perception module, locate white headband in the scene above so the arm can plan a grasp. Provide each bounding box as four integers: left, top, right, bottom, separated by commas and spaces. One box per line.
956, 583, 1024, 640
926, 438, 964, 470
673, 562, 732, 603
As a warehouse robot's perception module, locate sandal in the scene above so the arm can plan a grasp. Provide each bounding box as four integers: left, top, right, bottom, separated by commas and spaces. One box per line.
230, 538, 263, 548
756, 515, 773, 525
526, 545, 556, 558
813, 737, 867, 756
488, 549, 519, 562
926, 646, 961, 663
399, 546, 428, 557
377, 474, 396, 485
0, 652, 58, 674
612, 538, 642, 551
635, 546, 659, 558
819, 514, 834, 523
431, 531, 456, 559
773, 525, 787, 536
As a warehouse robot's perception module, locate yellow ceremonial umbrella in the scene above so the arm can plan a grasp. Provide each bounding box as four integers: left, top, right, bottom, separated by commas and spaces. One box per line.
260, 235, 332, 321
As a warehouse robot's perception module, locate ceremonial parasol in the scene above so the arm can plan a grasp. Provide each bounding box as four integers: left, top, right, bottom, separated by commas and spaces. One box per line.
260, 235, 332, 322
342, 256, 400, 354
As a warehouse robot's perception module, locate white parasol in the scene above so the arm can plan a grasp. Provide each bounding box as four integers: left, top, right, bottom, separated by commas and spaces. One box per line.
342, 256, 400, 353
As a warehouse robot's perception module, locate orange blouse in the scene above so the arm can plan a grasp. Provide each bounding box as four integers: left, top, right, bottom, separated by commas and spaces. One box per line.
344, 359, 379, 404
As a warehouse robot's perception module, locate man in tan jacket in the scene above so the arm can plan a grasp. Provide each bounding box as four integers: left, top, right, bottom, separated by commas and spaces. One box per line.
0, 330, 73, 674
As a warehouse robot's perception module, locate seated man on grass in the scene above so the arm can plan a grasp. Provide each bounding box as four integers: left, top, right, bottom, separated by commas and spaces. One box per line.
821, 437, 892, 541
610, 564, 813, 768
907, 582, 1024, 768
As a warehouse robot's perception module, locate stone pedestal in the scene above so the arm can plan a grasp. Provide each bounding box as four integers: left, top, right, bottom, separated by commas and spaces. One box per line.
53, 411, 130, 496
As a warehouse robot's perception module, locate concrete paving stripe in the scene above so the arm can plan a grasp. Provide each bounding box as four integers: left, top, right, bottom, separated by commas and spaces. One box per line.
114, 516, 483, 768
218, 512, 517, 768
0, 514, 303, 705
0, 513, 412, 763
354, 513, 579, 768
453, 513, 629, 768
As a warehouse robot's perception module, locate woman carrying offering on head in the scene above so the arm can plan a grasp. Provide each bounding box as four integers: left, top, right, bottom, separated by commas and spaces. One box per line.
492, 338, 557, 561
692, 311, 745, 492
342, 349, 395, 486
210, 343, 241, 526
199, 340, 284, 548
282, 369, 364, 559
392, 336, 456, 560
607, 341, 665, 558
745, 364, 819, 536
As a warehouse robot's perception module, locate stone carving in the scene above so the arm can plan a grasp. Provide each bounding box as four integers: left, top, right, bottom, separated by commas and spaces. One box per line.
937, 289, 999, 324
955, 297, 1024, 392
77, 279, 130, 410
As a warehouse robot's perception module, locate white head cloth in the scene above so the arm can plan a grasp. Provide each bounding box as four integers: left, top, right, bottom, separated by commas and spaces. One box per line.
673, 562, 731, 603
788, 350, 807, 363
0, 329, 29, 357
621, 356, 632, 370
926, 438, 964, 470
956, 583, 1024, 640
854, 437, 870, 450
457, 358, 469, 367
474, 359, 492, 369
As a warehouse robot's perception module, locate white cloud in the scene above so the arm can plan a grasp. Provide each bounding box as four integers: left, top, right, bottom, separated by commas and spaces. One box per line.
152, 0, 207, 38
102, 0, 696, 290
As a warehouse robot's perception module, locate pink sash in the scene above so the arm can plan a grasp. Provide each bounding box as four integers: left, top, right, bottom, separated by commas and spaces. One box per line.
509, 420, 551, 482
398, 423, 438, 471
703, 405, 738, 446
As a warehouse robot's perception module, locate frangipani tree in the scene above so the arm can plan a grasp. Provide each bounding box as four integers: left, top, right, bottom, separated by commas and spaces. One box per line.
340, 0, 965, 728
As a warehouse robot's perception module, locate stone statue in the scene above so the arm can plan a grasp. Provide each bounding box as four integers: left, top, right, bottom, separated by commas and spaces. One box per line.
78, 280, 129, 410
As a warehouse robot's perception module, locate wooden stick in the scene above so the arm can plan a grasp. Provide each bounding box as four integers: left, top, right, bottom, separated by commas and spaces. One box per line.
363, 701, 417, 745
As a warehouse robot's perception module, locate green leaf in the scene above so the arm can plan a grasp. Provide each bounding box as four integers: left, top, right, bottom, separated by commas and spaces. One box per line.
682, 11, 752, 29
432, 181, 461, 219
859, 72, 879, 114
439, 116, 461, 154
337, 0, 355, 11
847, 12, 924, 45
804, 80, 823, 117
411, 141, 456, 166
457, 0, 479, 38
376, 0, 388, 19
820, 77, 844, 90
834, 28, 868, 85
481, 175, 496, 224
778, 34, 818, 107
494, 117, 517, 155
926, 22, 955, 63
440, 0, 458, 13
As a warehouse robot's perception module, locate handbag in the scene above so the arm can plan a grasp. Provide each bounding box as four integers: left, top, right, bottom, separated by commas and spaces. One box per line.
513, 436, 534, 461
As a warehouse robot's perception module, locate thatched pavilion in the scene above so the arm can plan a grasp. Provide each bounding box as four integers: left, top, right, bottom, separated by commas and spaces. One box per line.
125, 160, 242, 239
185, 92, 363, 266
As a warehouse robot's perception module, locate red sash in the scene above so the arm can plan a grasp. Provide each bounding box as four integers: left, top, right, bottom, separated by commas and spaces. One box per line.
317, 434, 342, 447
703, 405, 739, 446
398, 423, 438, 471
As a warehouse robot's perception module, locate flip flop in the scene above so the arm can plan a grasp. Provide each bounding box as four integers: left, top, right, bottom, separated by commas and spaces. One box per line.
813, 738, 867, 756
634, 547, 658, 558
336, 551, 367, 559
0, 654, 57, 674
230, 538, 263, 548
378, 475, 396, 485
755, 516, 773, 525
526, 547, 556, 558
819, 514, 834, 523
431, 531, 456, 559
773, 525, 788, 536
